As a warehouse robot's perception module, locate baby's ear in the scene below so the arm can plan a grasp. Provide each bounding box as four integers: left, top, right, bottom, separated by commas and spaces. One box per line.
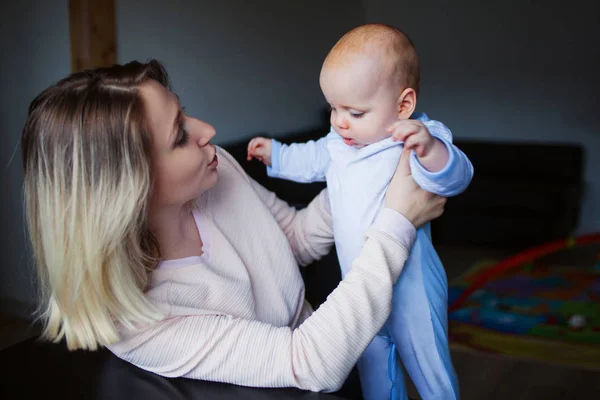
397, 88, 417, 119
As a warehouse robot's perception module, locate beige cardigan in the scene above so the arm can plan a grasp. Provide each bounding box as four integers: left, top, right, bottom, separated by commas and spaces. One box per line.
107, 147, 416, 392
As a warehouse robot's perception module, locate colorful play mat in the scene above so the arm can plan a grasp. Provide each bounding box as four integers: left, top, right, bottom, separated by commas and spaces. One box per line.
448, 234, 600, 370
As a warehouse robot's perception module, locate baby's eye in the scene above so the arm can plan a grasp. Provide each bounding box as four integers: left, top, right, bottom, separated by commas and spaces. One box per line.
350, 111, 364, 118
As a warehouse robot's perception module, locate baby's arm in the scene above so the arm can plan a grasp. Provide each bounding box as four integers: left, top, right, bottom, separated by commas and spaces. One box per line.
248, 135, 331, 183
389, 114, 473, 197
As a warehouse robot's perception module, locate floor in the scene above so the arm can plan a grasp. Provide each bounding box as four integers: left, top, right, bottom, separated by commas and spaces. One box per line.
413, 246, 600, 399
1, 245, 599, 398
448, 349, 600, 399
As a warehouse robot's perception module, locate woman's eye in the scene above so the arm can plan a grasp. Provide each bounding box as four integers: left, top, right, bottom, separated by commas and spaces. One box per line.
175, 127, 189, 147
174, 106, 189, 147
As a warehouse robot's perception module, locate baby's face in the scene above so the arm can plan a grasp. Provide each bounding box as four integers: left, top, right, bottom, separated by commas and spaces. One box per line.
320, 57, 400, 148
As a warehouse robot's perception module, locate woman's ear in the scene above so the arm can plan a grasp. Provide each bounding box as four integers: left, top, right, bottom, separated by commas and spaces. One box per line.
397, 88, 417, 119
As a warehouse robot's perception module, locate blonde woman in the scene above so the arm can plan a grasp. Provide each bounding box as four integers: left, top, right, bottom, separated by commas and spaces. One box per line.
21, 60, 446, 393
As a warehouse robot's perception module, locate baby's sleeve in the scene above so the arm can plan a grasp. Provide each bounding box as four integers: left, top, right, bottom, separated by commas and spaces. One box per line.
409, 113, 474, 197
267, 135, 331, 183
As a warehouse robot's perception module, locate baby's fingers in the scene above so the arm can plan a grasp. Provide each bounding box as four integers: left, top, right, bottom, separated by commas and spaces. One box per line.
247, 138, 261, 160
389, 122, 418, 142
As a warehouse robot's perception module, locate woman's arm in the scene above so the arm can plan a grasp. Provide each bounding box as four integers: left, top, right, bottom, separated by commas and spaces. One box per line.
250, 181, 334, 266
220, 146, 335, 266
108, 209, 414, 392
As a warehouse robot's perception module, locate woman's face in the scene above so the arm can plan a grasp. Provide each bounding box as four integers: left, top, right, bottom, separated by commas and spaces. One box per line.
140, 80, 218, 209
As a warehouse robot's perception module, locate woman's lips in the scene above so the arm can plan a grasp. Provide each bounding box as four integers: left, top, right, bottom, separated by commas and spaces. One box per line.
208, 153, 218, 168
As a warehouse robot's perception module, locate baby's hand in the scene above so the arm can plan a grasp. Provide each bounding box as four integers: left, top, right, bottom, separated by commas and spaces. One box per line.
387, 120, 435, 157
247, 137, 273, 166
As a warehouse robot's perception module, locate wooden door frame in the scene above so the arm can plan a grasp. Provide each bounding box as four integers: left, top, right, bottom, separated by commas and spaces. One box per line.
69, 0, 116, 72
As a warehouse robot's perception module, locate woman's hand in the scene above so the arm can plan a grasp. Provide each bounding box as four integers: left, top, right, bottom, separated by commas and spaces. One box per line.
384, 149, 446, 228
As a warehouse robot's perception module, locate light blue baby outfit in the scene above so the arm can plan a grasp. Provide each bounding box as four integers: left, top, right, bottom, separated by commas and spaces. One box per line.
267, 113, 473, 400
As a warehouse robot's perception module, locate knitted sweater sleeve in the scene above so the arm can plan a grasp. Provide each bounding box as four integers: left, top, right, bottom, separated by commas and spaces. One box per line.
249, 180, 334, 267
225, 144, 335, 267
108, 209, 416, 393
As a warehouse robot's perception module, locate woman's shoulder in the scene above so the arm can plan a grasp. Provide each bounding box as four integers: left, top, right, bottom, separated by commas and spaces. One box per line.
215, 146, 243, 170
193, 146, 257, 211
214, 146, 253, 182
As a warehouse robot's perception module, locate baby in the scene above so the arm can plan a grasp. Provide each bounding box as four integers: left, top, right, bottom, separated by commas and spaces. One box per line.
248, 24, 472, 400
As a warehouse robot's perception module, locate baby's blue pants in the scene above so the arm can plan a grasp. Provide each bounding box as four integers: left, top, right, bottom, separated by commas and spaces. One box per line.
356, 223, 459, 400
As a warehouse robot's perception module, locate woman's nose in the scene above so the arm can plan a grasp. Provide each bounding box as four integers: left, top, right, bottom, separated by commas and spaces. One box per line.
196, 121, 216, 146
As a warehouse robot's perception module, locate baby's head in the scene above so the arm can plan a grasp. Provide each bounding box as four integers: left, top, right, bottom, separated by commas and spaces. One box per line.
320, 24, 419, 147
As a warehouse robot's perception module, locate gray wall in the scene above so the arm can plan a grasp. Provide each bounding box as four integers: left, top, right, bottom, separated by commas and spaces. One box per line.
0, 0, 71, 317
0, 0, 365, 318
364, 0, 599, 234
2, 0, 597, 319
116, 0, 365, 144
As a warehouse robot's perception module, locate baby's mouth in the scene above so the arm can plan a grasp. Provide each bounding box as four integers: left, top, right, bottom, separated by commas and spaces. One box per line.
343, 137, 357, 146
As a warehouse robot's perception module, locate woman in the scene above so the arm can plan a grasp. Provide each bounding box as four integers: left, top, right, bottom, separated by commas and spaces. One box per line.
21, 60, 445, 392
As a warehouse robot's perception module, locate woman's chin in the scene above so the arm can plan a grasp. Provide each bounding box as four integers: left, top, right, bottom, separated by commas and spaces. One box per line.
200, 170, 219, 193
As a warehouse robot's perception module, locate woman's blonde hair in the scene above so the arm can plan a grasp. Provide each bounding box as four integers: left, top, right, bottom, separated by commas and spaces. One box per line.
21, 60, 170, 350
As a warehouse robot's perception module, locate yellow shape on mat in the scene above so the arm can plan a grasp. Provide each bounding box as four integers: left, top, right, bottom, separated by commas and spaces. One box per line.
450, 322, 600, 371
